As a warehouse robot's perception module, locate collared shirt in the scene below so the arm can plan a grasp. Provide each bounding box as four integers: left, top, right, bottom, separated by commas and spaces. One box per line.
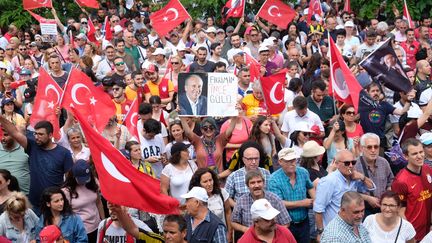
281, 109, 324, 137
307, 95, 336, 122
0, 209, 39, 242
0, 143, 30, 194
231, 191, 291, 227
313, 170, 376, 226
190, 211, 227, 243
320, 215, 372, 243
238, 224, 297, 243
187, 95, 198, 115
225, 167, 271, 202
268, 167, 313, 222
355, 156, 394, 198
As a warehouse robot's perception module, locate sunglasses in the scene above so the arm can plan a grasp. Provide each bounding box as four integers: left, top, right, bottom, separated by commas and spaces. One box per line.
171, 62, 179, 64
201, 125, 215, 132
113, 87, 121, 91
301, 132, 311, 137
81, 22, 88, 25
250, 34, 258, 37
6, 48, 14, 51
345, 111, 355, 116
115, 62, 125, 66
112, 19, 120, 23
19, 48, 27, 51
342, 160, 357, 166
365, 145, 379, 150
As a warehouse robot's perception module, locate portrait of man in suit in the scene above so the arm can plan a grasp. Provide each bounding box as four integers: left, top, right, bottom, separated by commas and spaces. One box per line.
179, 74, 207, 116
378, 53, 410, 92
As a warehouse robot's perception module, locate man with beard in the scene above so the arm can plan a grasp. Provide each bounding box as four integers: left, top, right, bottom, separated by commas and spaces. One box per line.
112, 79, 132, 123
0, 119, 73, 213
227, 33, 251, 64
188, 47, 216, 73
0, 127, 29, 194
238, 199, 296, 243
178, 74, 207, 116
320, 192, 371, 242
232, 170, 291, 238
359, 82, 411, 149
125, 71, 144, 102
143, 64, 174, 105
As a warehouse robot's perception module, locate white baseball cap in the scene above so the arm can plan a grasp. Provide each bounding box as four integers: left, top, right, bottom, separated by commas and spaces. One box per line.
206, 27, 217, 34
114, 25, 123, 34
181, 187, 208, 202
293, 122, 313, 133
344, 21, 355, 28
152, 48, 166, 56
258, 45, 269, 53
251, 198, 280, 220
420, 133, 432, 145
407, 106, 423, 119
278, 148, 300, 161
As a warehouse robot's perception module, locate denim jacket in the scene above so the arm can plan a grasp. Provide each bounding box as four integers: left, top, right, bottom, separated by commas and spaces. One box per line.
35, 214, 88, 243
0, 209, 39, 242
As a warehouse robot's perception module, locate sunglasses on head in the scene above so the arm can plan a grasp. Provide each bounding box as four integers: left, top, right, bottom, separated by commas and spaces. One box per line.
342, 160, 357, 166
201, 125, 215, 132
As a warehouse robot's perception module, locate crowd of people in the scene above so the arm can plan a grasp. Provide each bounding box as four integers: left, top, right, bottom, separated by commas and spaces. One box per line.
0, 0, 432, 242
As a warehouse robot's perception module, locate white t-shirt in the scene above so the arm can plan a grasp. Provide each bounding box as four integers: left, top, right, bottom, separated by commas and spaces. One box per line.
281, 109, 324, 137
161, 161, 197, 203
363, 215, 416, 243
138, 134, 166, 178
96, 217, 152, 243
208, 189, 229, 225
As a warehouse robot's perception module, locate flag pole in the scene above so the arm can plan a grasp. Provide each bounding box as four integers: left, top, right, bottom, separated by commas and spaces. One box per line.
328, 32, 338, 116
242, 0, 246, 17
121, 98, 137, 126
58, 67, 73, 106
255, 0, 267, 18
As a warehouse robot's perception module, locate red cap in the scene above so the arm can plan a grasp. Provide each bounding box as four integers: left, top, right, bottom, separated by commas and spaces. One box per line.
146, 64, 157, 73
311, 125, 321, 135
40, 225, 62, 243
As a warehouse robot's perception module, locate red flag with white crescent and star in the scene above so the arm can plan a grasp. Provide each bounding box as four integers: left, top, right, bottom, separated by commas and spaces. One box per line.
307, 0, 323, 25
123, 98, 139, 140
150, 0, 191, 37
71, 107, 180, 214
60, 67, 116, 132
256, 0, 296, 29
328, 37, 362, 112
75, 0, 99, 8
221, 0, 245, 24
343, 0, 351, 12
30, 67, 63, 139
23, 0, 52, 10
244, 53, 261, 83
403, 0, 415, 29
259, 72, 286, 115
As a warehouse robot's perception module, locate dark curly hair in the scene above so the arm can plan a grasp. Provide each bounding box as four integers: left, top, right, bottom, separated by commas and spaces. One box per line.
189, 168, 222, 196
40, 187, 73, 226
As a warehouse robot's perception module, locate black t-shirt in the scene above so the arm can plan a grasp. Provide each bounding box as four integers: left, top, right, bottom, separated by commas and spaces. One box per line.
307, 166, 328, 182
189, 61, 216, 73
51, 72, 69, 88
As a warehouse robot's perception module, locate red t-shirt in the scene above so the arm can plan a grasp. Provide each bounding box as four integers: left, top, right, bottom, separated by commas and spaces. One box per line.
400, 41, 420, 70
392, 165, 432, 241
346, 123, 364, 140
238, 225, 296, 243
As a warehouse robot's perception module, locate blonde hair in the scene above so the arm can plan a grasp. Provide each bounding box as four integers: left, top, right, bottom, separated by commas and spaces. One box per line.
5, 191, 31, 214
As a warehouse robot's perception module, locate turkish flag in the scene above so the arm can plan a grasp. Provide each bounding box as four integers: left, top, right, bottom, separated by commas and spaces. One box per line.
307, 0, 323, 25
245, 53, 261, 83
222, 0, 245, 24
260, 72, 286, 115
75, 0, 99, 9
87, 18, 98, 44
343, 0, 351, 12
10, 80, 27, 90
60, 68, 116, 132
30, 68, 63, 139
328, 38, 362, 112
27, 10, 55, 23
403, 0, 415, 29
256, 0, 296, 29
23, 0, 52, 10
103, 16, 113, 41
72, 107, 180, 214
150, 0, 191, 37
123, 98, 139, 140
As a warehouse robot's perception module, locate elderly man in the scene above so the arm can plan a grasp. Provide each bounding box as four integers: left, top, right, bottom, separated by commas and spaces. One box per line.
354, 133, 394, 216
181, 187, 227, 243
313, 150, 375, 238
241, 81, 268, 120
178, 74, 207, 116
320, 192, 371, 243
268, 147, 315, 243
225, 141, 271, 206
231, 170, 291, 235
238, 199, 296, 243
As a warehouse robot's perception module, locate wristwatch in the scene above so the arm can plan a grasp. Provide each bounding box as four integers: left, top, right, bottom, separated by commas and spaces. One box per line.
361, 175, 366, 182
317, 228, 324, 234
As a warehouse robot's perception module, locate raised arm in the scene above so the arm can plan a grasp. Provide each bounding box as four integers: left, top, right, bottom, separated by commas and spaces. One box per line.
51, 8, 66, 33
181, 20, 193, 44
108, 203, 140, 238
271, 119, 287, 145
180, 116, 194, 138
0, 115, 27, 149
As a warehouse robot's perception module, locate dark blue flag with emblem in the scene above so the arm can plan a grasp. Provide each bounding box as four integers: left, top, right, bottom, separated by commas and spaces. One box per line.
359, 38, 412, 93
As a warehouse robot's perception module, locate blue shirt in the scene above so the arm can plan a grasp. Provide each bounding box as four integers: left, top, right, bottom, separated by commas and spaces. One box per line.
190, 211, 227, 243
321, 215, 371, 243
268, 167, 313, 222
35, 214, 88, 243
313, 170, 375, 226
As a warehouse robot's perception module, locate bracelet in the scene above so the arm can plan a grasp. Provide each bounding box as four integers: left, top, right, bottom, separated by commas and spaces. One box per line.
316, 228, 324, 234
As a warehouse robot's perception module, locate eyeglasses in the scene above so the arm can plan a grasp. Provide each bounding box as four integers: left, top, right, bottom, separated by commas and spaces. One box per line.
81, 22, 88, 25
171, 62, 179, 64
381, 204, 398, 209
115, 62, 125, 66
365, 145, 379, 150
201, 125, 215, 132
243, 156, 260, 162
345, 111, 355, 116
342, 160, 357, 166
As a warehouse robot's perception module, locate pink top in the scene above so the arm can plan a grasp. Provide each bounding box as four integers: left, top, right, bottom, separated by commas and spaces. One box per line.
346, 123, 364, 139
63, 185, 101, 233
220, 117, 252, 163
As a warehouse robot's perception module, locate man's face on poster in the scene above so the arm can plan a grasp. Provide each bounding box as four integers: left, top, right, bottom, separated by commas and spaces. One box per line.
185, 76, 203, 102
384, 54, 396, 68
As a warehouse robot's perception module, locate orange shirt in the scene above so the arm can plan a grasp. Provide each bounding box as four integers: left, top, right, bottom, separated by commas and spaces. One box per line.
143, 78, 174, 99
